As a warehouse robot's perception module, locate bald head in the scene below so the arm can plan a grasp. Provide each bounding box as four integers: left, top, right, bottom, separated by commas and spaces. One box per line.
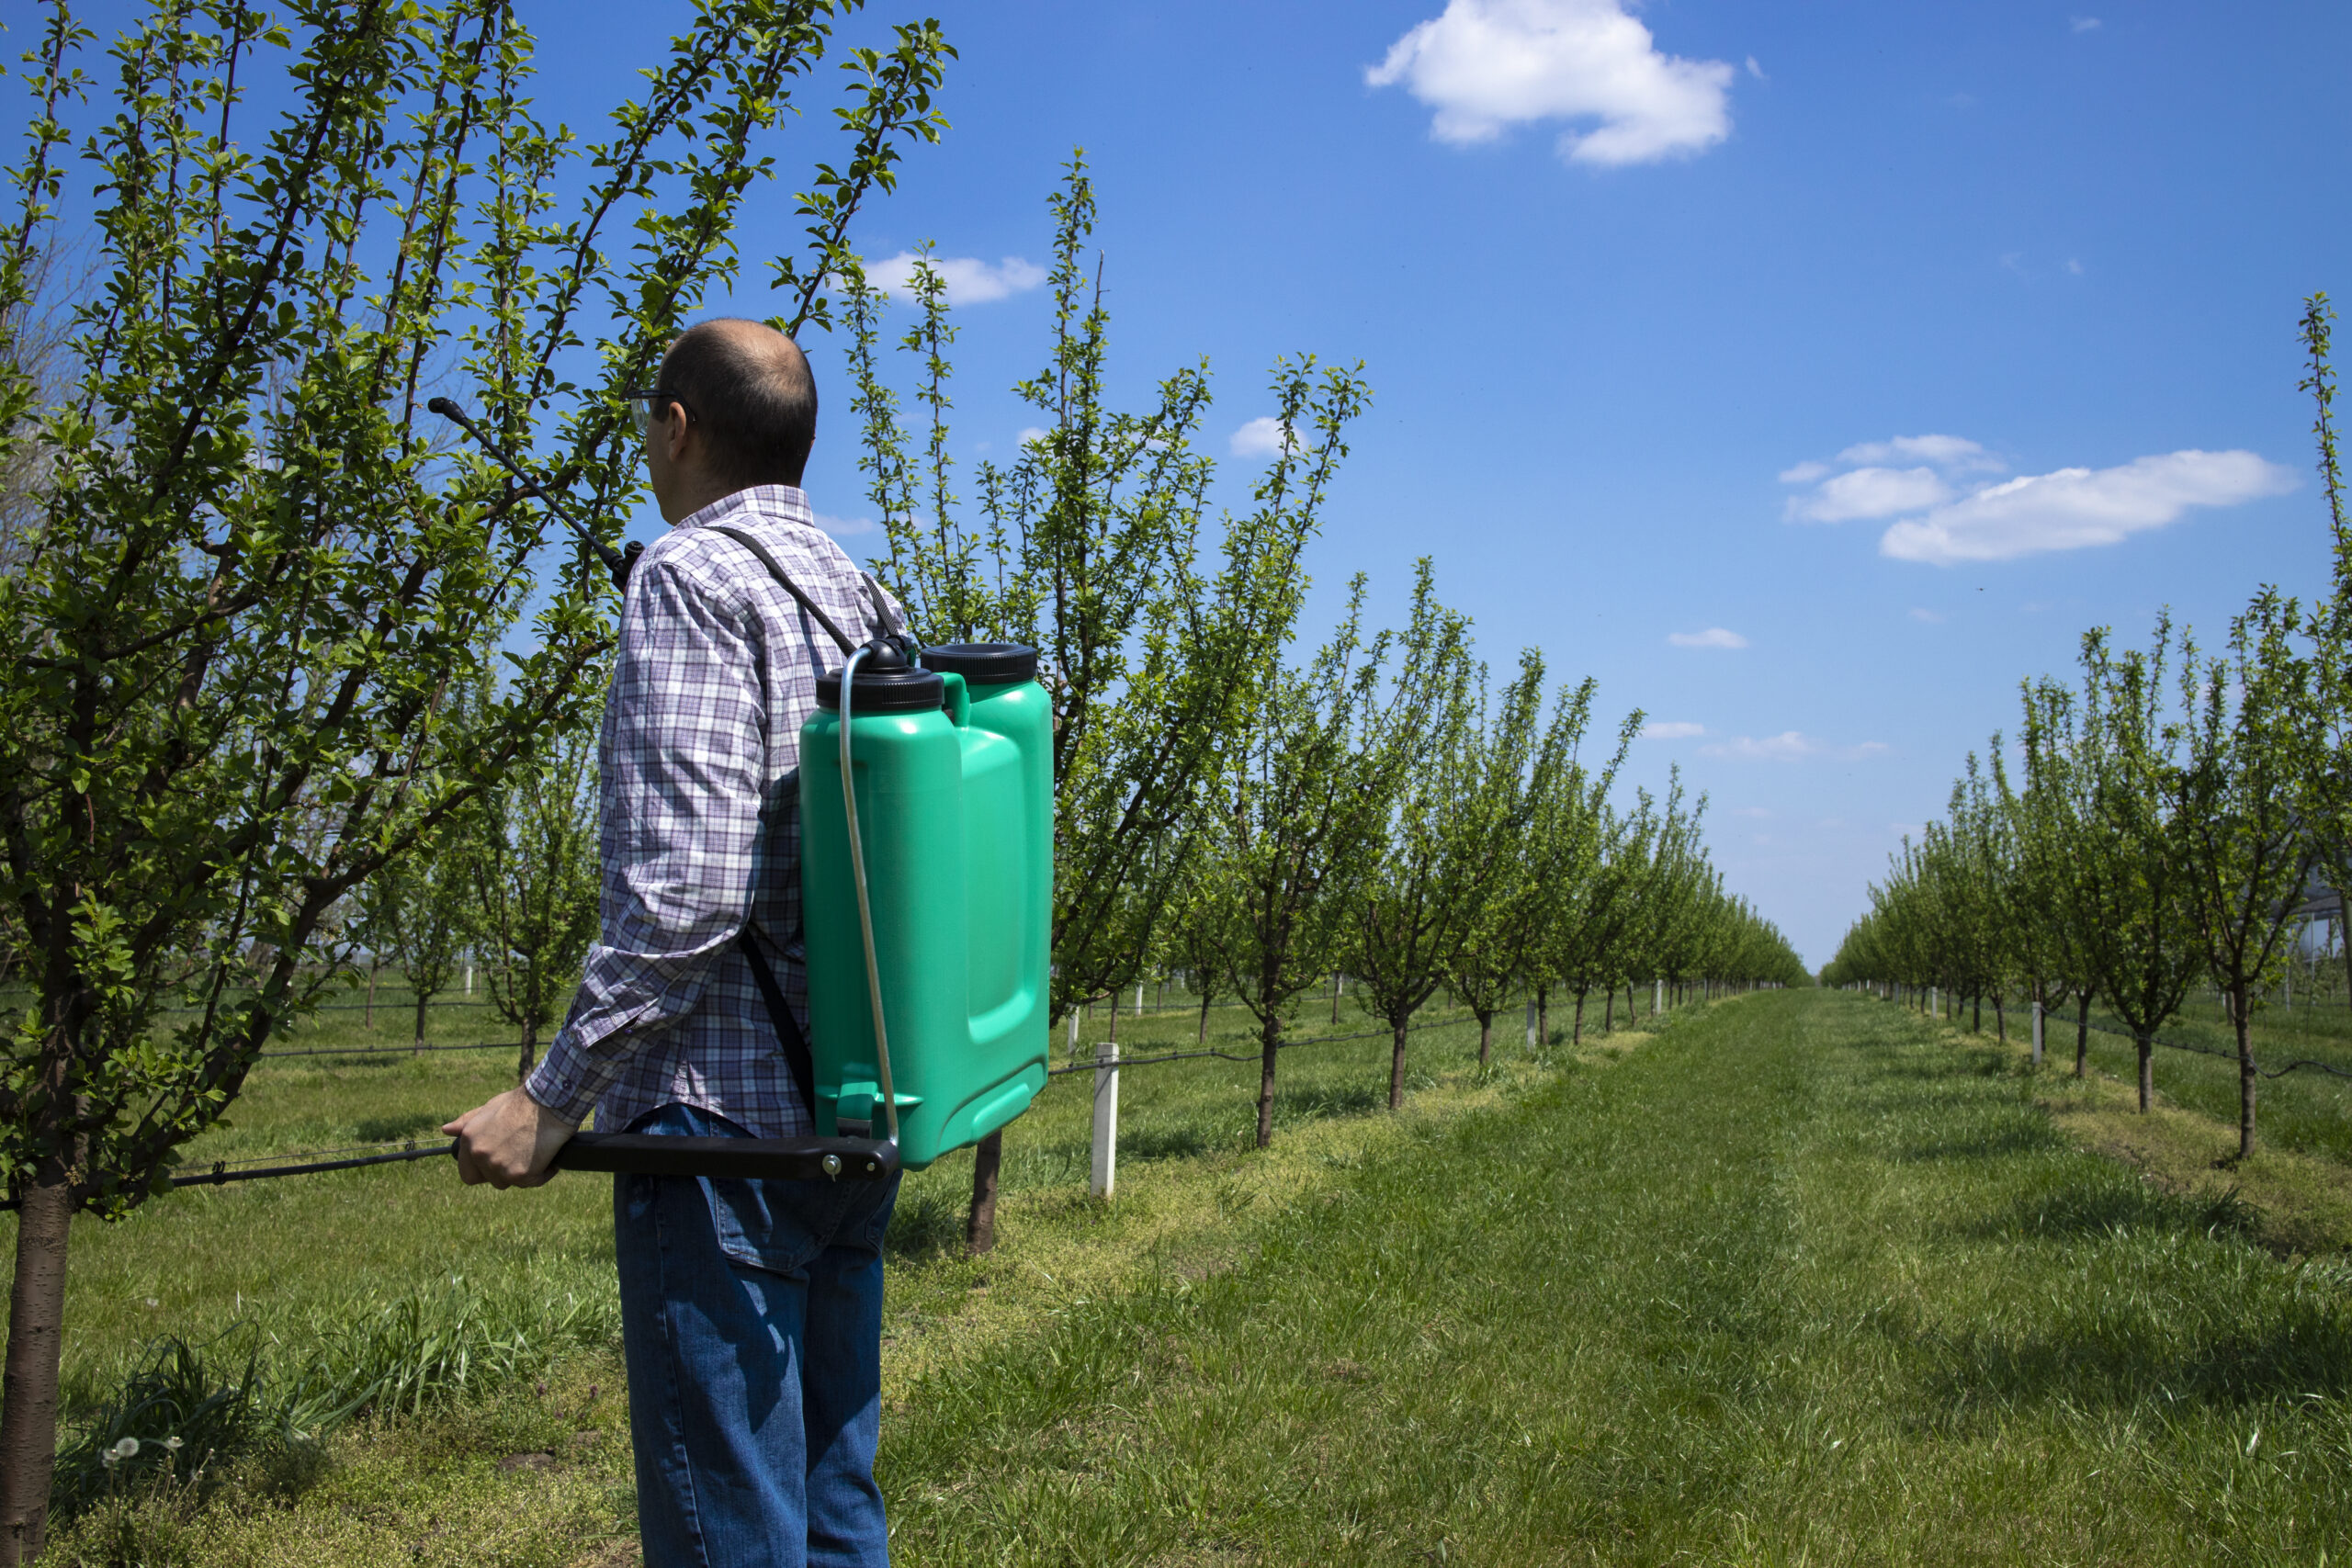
658, 318, 818, 490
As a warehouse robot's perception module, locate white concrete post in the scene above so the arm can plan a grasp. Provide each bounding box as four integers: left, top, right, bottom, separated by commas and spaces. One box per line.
1654, 977, 1664, 1015
1067, 1010, 1079, 1051
1523, 999, 1538, 1048
2031, 1000, 2044, 1067
1090, 1040, 1118, 1199
1136, 982, 1144, 1017
465, 963, 473, 997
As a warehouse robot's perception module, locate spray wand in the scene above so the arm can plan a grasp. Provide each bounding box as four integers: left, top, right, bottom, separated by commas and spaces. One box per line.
426, 397, 644, 589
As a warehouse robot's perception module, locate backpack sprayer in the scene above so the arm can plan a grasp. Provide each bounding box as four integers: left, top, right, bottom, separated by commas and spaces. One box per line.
426, 399, 1052, 1184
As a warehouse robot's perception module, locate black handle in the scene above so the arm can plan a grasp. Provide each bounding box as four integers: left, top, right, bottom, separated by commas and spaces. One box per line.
551, 1131, 898, 1182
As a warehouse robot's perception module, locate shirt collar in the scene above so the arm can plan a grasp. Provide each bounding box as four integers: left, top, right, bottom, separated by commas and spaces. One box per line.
674, 484, 816, 533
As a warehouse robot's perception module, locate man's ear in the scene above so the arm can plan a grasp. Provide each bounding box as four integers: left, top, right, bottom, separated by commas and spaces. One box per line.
663, 402, 695, 467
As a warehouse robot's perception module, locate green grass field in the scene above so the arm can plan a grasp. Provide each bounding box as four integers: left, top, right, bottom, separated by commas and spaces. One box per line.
9, 987, 2352, 1564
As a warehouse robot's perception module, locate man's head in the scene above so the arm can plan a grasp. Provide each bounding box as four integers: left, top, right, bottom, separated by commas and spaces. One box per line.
640, 318, 818, 523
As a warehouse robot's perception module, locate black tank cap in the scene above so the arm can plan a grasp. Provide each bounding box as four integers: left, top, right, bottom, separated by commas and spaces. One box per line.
920, 642, 1039, 684
816, 663, 945, 715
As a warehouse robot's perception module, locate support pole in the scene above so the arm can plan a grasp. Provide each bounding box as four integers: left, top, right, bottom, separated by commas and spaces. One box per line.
1090, 1040, 1118, 1199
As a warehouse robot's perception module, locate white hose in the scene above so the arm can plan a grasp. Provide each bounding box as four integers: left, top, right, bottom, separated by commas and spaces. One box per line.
837, 647, 900, 1145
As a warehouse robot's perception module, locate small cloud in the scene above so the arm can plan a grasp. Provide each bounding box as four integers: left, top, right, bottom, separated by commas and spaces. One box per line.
1016, 426, 1048, 449
1778, 459, 1830, 485
864, 252, 1047, 306
2066, 257, 2084, 276
1834, 434, 2001, 472
1230, 415, 1303, 458
814, 513, 877, 538
1908, 606, 1946, 624
1732, 806, 1770, 818
1949, 92, 1977, 108
1890, 821, 1926, 838
1366, 0, 1737, 167
1642, 719, 1706, 739
1668, 626, 1747, 649
1850, 740, 1889, 756
1701, 730, 1815, 761
1786, 467, 1953, 525
1746, 55, 1766, 81
2070, 16, 2102, 32
1879, 450, 2298, 565
2000, 251, 2028, 275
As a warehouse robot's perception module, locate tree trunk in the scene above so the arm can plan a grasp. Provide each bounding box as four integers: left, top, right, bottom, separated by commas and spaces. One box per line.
366, 958, 378, 1029
965, 1129, 1002, 1254
413, 987, 432, 1053
1257, 1011, 1282, 1148
1971, 993, 1980, 1033
1536, 984, 1549, 1047
1387, 1020, 1408, 1111
515, 1018, 538, 1082
1, 1159, 74, 1564
1330, 972, 1340, 1024
2234, 983, 2256, 1160
1476, 1008, 1493, 1068
2135, 1031, 2154, 1113
1993, 993, 2006, 1043
2075, 993, 2090, 1078
1603, 987, 1614, 1034
1197, 987, 1212, 1045
1572, 987, 1588, 1046
1627, 981, 1636, 1024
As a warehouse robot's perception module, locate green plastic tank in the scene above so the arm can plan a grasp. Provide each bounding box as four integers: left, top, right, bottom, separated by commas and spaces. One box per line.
798, 642, 1052, 1169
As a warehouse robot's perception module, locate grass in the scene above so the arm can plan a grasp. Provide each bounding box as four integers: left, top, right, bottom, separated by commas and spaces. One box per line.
15, 987, 2352, 1563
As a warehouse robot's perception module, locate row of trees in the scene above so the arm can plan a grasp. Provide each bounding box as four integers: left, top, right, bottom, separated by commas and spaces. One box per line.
854, 162, 1805, 1246
1824, 296, 2352, 1166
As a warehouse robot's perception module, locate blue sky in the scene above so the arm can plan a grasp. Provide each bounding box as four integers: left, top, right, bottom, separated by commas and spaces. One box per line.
23, 0, 2348, 965
562, 0, 2348, 964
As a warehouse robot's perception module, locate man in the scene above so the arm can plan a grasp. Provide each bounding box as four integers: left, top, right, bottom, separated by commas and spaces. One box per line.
445, 318, 902, 1567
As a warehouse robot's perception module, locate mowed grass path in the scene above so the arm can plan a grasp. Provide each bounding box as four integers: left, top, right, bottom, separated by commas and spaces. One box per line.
882, 989, 2352, 1565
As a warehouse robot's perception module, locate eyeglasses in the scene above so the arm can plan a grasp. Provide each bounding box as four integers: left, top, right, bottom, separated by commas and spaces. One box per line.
623, 387, 698, 437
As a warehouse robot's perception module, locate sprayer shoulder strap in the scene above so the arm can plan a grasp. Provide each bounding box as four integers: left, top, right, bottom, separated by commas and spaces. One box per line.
706, 525, 861, 656
737, 925, 817, 1116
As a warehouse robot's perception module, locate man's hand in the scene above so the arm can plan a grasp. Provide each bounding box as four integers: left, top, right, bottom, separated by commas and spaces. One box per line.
444, 1088, 578, 1189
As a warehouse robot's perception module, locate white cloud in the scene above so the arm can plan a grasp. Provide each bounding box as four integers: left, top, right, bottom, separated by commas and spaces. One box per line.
1366, 0, 1736, 167
1833, 434, 2002, 472
864, 252, 1046, 306
1777, 459, 1830, 485
2066, 257, 2085, 276
1785, 466, 1953, 524
1642, 719, 1705, 739
2070, 16, 2102, 32
1230, 416, 1303, 458
1702, 731, 1815, 761
1745, 55, 1766, 81
1668, 626, 1747, 649
1732, 806, 1770, 818
1908, 606, 1946, 624
1016, 426, 1048, 448
1879, 450, 2298, 565
814, 513, 877, 538
1700, 731, 1885, 762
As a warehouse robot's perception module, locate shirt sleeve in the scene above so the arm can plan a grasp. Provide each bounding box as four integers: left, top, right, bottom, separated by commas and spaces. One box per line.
526, 556, 765, 1123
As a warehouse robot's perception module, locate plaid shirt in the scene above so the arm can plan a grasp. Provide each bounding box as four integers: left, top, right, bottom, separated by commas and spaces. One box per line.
525, 485, 899, 1137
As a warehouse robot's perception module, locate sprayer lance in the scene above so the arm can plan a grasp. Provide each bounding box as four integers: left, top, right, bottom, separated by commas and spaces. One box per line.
426, 396, 644, 590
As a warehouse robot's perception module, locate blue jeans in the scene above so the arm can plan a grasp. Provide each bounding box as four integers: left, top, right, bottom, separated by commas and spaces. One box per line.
614, 1103, 901, 1568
